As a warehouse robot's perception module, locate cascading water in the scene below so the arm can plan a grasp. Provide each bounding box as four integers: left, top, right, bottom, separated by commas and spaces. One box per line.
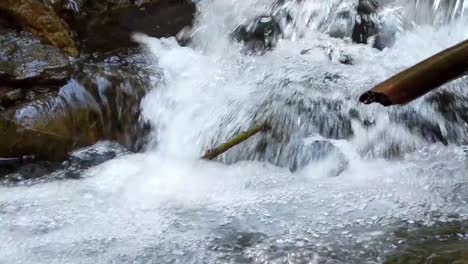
1, 0, 467, 263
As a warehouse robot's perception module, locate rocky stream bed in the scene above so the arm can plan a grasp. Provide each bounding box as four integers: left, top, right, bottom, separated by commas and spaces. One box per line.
1, 0, 468, 263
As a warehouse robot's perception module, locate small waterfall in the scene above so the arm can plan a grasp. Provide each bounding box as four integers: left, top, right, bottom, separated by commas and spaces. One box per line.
395, 0, 466, 26
1, 1, 467, 263
138, 0, 468, 171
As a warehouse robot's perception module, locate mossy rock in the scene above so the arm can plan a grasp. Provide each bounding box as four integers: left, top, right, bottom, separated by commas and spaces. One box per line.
0, 31, 72, 85
0, 0, 78, 56
67, 0, 195, 52
0, 57, 151, 161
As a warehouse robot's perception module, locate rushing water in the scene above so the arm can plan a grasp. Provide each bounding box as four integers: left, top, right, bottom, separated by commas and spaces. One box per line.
1, 0, 468, 263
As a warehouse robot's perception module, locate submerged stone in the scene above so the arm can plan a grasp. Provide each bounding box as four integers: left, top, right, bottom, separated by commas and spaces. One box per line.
352, 0, 381, 48
232, 16, 282, 54
385, 221, 468, 264
352, 0, 398, 50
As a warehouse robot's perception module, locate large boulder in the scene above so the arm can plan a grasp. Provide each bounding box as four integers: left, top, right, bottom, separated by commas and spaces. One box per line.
0, 0, 79, 57
0, 31, 72, 86
0, 52, 152, 161
46, 0, 196, 53
0, 0, 195, 163
0, 0, 195, 55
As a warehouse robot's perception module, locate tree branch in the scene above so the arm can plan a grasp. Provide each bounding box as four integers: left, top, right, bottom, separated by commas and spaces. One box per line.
201, 123, 270, 160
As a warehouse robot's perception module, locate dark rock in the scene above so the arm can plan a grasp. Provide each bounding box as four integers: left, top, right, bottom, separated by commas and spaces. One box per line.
1, 162, 57, 183
426, 90, 468, 144
105, 55, 122, 65
0, 88, 24, 108
0, 0, 79, 56
327, 48, 354, 65
288, 139, 349, 174
0, 52, 152, 161
0, 0, 194, 54
58, 141, 130, 179
64, 0, 196, 53
0, 9, 19, 33
0, 160, 60, 185
357, 0, 379, 14
385, 221, 468, 264
338, 54, 354, 65
352, 11, 379, 48
352, 0, 387, 50
176, 25, 193, 46
0, 31, 72, 86
0, 141, 129, 182
352, 0, 397, 50
391, 110, 448, 145
232, 16, 282, 54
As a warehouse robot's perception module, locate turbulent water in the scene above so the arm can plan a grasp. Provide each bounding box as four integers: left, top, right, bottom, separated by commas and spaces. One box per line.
1, 0, 468, 263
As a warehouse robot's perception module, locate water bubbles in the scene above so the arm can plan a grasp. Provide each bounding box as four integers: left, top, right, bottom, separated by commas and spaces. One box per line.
1, 0, 468, 263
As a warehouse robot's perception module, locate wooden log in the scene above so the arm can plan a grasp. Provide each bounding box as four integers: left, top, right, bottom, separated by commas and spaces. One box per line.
359, 39, 468, 106
201, 123, 270, 160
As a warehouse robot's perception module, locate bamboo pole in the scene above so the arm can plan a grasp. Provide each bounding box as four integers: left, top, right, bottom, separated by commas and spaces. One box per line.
201, 123, 270, 160
359, 39, 468, 106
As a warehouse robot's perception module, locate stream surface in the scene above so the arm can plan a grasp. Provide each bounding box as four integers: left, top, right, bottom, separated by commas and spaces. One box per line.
1, 0, 468, 263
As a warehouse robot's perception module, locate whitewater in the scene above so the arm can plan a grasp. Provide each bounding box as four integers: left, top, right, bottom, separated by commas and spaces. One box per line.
1, 0, 468, 263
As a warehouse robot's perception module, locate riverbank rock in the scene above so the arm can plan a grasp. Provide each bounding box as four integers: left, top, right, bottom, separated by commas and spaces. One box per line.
0, 0, 79, 57
0, 141, 130, 183
49, 0, 196, 53
0, 31, 72, 86
0, 52, 152, 161
0, 0, 193, 164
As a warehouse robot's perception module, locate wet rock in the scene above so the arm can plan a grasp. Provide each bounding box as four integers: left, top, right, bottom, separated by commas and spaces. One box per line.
0, 9, 19, 33
391, 110, 448, 145
0, 141, 129, 182
0, 88, 24, 108
288, 139, 349, 175
0, 31, 72, 86
210, 227, 267, 262
426, 90, 468, 144
352, 1, 380, 48
42, 0, 83, 11
386, 221, 468, 264
357, 0, 379, 15
327, 47, 354, 65
58, 141, 130, 179
221, 92, 354, 171
0, 114, 72, 161
176, 25, 193, 46
352, 0, 397, 50
67, 0, 196, 53
1, 161, 58, 183
0, 0, 79, 57
232, 16, 282, 54
0, 54, 152, 161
